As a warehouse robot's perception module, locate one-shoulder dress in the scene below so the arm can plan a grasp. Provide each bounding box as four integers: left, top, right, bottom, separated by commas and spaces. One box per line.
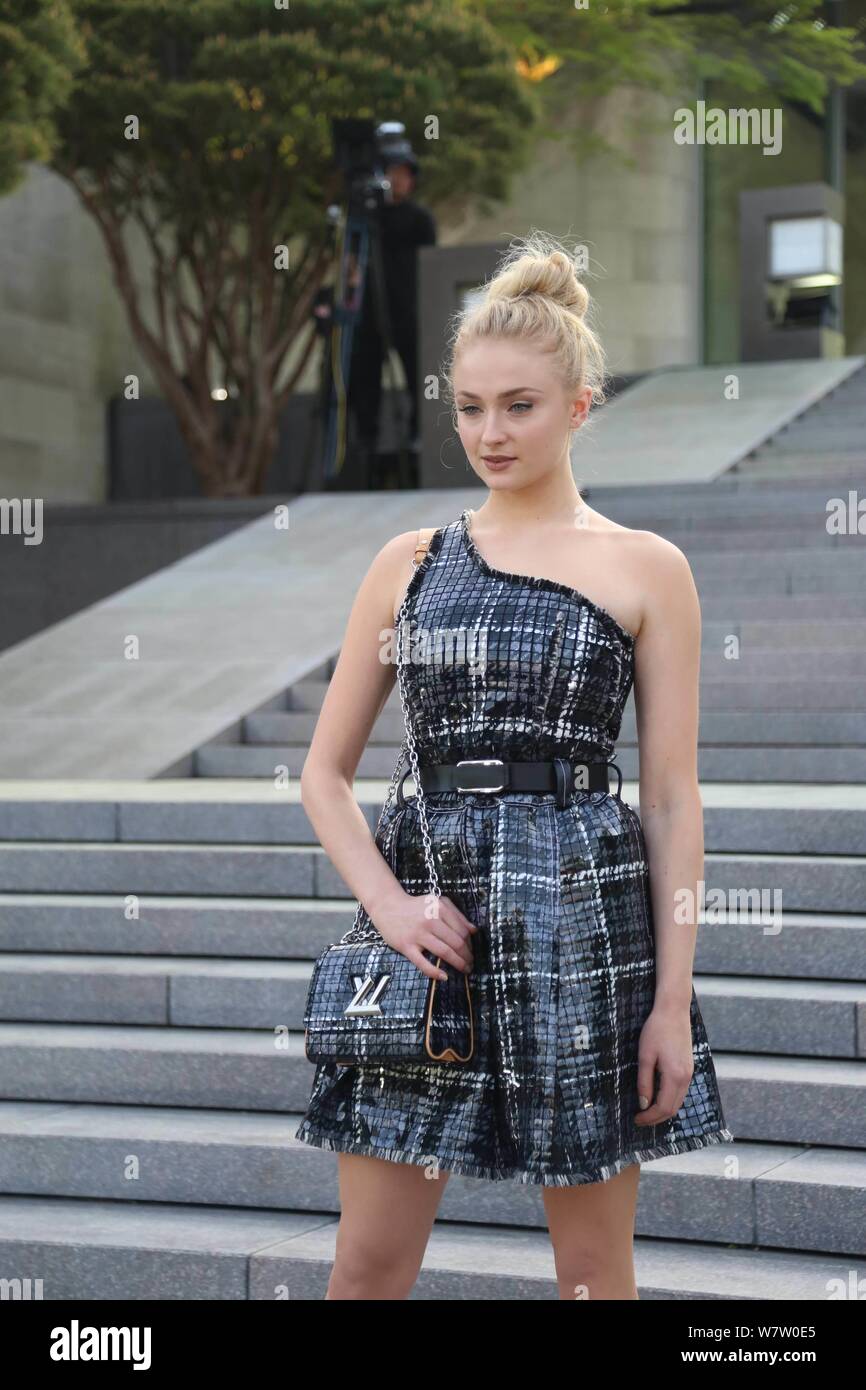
294, 508, 734, 1186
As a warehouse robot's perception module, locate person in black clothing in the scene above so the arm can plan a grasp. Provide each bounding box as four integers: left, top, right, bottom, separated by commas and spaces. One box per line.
348, 157, 436, 467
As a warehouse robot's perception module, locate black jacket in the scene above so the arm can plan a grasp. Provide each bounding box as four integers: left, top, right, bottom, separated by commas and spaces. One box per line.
371, 199, 437, 325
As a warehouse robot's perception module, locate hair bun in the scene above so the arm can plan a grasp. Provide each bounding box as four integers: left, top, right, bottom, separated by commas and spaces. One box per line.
486, 247, 589, 319
443, 229, 608, 417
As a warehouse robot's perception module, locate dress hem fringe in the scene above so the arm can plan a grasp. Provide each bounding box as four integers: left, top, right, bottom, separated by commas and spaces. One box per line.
292, 1123, 736, 1187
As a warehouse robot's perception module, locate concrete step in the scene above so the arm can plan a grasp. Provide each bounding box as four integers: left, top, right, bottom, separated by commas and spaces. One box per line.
248, 706, 866, 750
0, 834, 861, 911
0, 841, 317, 896
785, 421, 866, 440
729, 457, 866, 481
193, 741, 866, 780
603, 486, 866, 525
0, 793, 341, 845
687, 556, 866, 592
286, 656, 866, 717
0, 1025, 862, 1147
285, 675, 866, 718
793, 399, 866, 418
733, 440, 864, 459
1, 790, 864, 851
737, 451, 865, 473
0, 1193, 858, 1299
748, 437, 865, 458
667, 530, 866, 551
663, 747, 866, 781
619, 710, 866, 744
280, 646, 866, 690
778, 412, 866, 433
806, 403, 866, 421
244, 708, 397, 745
1, 956, 862, 1058
1, 897, 862, 979
0, 1102, 862, 1256
695, 976, 866, 1057
0, 892, 357, 959
695, 679, 866, 711
0, 953, 313, 1028
699, 595, 866, 619
692, 910, 866, 980
0, 842, 864, 911
698, 651, 866, 677
289, 664, 866, 706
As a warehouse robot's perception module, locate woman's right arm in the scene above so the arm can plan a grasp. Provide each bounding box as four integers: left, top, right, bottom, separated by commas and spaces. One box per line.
299, 529, 476, 981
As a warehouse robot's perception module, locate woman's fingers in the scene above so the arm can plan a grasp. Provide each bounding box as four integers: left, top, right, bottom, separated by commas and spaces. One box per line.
635, 1064, 693, 1125
440, 897, 479, 946
422, 929, 472, 974
429, 912, 474, 967
406, 945, 450, 982
426, 894, 478, 935
401, 894, 478, 979
635, 1051, 658, 1124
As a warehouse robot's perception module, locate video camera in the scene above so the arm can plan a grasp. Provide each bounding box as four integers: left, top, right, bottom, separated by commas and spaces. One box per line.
331, 117, 420, 209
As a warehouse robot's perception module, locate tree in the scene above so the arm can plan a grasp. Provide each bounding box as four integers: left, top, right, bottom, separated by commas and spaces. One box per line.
11, 0, 864, 495
462, 0, 866, 166
0, 0, 84, 196
47, 0, 537, 496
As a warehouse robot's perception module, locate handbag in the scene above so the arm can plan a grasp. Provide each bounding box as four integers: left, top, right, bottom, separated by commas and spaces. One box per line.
302, 526, 475, 1067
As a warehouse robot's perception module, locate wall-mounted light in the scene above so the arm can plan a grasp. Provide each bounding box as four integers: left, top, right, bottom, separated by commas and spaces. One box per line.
768, 215, 843, 283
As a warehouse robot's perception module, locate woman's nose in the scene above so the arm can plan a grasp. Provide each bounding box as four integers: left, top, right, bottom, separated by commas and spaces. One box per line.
481, 417, 508, 443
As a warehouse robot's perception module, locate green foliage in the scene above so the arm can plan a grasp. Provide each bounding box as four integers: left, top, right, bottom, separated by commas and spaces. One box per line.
52, 0, 538, 222
42, 0, 539, 492
6, 0, 864, 490
461, 0, 866, 166
0, 0, 85, 194
465, 0, 866, 107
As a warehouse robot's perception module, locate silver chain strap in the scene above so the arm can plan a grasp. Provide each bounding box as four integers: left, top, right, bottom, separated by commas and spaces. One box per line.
339, 548, 442, 945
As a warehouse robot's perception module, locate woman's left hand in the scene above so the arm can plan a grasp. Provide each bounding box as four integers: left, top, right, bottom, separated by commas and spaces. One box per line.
633, 1004, 695, 1127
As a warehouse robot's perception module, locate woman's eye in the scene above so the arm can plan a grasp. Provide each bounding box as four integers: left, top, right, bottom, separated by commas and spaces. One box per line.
458, 402, 532, 415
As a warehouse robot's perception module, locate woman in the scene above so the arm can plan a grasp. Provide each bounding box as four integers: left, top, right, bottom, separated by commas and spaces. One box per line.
295, 230, 734, 1300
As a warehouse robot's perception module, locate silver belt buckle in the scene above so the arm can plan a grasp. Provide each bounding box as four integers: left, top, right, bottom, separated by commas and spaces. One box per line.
456, 758, 506, 793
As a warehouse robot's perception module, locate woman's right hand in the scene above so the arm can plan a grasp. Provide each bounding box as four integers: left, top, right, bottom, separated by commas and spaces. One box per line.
371, 888, 478, 982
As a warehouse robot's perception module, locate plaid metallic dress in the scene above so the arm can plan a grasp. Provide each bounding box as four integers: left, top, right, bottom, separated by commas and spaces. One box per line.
294, 509, 734, 1185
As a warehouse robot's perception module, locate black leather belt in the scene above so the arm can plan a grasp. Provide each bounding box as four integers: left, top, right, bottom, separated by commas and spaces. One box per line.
397, 757, 623, 810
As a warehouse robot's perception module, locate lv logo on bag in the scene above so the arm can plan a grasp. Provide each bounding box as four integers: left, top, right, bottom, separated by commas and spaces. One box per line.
344, 973, 393, 1017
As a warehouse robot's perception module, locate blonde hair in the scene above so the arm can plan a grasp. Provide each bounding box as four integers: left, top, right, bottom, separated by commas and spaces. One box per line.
443, 230, 607, 431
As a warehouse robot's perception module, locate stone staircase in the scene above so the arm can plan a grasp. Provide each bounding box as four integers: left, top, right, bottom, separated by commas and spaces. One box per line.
0, 476, 864, 1298
730, 361, 866, 479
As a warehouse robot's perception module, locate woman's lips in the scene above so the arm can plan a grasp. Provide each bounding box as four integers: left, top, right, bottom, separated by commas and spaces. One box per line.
482, 456, 515, 469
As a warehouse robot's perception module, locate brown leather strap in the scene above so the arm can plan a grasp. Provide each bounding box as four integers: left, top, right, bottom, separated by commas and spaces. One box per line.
414, 526, 436, 565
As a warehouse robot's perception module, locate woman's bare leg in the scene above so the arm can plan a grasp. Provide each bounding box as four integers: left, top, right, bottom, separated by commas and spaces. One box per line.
325, 1151, 452, 1299
543, 1162, 641, 1300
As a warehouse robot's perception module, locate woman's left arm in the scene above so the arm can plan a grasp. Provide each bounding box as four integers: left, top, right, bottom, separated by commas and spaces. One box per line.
628, 533, 705, 1128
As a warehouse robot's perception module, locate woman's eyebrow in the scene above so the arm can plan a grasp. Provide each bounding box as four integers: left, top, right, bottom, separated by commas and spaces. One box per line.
456, 387, 543, 399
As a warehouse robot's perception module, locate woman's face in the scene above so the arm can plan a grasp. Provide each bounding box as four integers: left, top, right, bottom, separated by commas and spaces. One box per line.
453, 338, 591, 489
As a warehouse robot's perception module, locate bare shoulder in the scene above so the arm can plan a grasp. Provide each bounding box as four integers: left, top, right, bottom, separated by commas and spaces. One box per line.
598, 516, 692, 578
626, 529, 700, 643
369, 527, 432, 623
631, 528, 694, 586
376, 527, 425, 565
588, 518, 697, 640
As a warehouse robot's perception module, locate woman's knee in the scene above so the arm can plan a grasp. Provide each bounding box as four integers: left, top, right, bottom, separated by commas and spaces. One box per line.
327, 1238, 422, 1299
